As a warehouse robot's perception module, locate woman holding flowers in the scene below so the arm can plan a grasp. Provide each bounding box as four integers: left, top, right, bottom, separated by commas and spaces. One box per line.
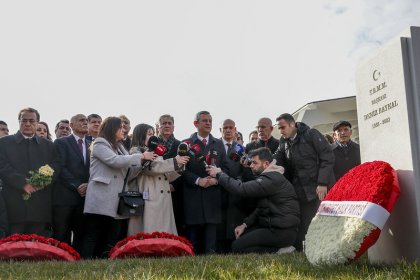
127, 124, 189, 236
82, 117, 157, 258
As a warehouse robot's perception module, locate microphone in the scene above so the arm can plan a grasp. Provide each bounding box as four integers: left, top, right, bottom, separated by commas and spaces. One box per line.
229, 143, 245, 162
177, 142, 190, 157
143, 136, 167, 170
205, 149, 218, 166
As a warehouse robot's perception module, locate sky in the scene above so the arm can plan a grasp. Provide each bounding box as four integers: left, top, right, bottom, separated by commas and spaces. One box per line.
1, 0, 420, 142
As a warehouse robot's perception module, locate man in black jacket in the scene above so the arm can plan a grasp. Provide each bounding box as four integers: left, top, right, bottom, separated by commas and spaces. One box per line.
332, 120, 361, 180
207, 147, 300, 253
0, 107, 60, 236
274, 113, 335, 252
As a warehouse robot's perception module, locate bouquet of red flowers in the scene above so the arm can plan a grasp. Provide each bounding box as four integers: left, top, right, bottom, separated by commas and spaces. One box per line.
0, 234, 80, 261
109, 231, 194, 259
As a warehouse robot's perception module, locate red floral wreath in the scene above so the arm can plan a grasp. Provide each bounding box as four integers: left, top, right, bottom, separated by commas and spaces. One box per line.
109, 232, 194, 259
305, 161, 400, 264
327, 161, 400, 260
0, 234, 80, 261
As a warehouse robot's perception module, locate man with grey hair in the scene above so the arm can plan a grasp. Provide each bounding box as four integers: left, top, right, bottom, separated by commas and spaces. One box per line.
53, 114, 90, 252
182, 111, 228, 254
157, 114, 185, 236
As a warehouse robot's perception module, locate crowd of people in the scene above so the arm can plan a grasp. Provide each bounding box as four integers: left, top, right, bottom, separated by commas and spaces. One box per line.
0, 108, 360, 258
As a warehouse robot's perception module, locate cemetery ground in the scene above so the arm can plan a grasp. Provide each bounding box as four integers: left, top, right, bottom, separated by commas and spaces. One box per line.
0, 253, 419, 279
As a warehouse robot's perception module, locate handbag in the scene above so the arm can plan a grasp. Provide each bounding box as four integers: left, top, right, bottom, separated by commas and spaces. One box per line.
117, 168, 145, 216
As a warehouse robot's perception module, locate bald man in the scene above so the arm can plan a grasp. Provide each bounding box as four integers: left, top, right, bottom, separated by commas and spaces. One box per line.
242, 118, 279, 182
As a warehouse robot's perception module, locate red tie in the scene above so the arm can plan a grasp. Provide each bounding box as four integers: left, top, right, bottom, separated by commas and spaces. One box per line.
78, 139, 84, 153
202, 138, 207, 146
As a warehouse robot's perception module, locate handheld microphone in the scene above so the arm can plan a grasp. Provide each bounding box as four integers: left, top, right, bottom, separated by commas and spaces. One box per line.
229, 143, 245, 162
177, 142, 190, 157
143, 136, 167, 170
205, 149, 218, 166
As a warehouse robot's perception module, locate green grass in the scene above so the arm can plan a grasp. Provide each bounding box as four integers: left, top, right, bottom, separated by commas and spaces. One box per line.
0, 253, 418, 279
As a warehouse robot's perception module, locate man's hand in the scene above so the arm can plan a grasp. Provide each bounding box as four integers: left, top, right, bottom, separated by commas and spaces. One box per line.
197, 177, 218, 188
197, 178, 210, 188
23, 184, 36, 194
175, 155, 190, 166
77, 183, 88, 197
206, 166, 221, 178
234, 223, 247, 239
316, 185, 328, 200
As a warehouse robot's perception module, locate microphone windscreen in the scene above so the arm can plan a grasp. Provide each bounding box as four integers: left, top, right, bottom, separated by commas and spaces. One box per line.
155, 145, 167, 156
147, 136, 159, 150
178, 142, 189, 156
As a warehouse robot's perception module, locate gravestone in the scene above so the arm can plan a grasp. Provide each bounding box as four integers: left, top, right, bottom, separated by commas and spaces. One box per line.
355, 26, 420, 263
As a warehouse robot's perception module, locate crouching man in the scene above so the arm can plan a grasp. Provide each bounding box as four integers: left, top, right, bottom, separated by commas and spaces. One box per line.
206, 147, 300, 253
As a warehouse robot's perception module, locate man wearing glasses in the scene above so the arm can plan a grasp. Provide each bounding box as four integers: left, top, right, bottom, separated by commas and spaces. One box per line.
0, 107, 60, 236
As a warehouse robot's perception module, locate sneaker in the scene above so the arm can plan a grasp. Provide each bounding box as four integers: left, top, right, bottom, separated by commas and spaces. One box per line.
277, 246, 296, 254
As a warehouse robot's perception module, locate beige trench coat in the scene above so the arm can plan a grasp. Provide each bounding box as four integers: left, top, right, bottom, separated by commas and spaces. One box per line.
128, 150, 180, 236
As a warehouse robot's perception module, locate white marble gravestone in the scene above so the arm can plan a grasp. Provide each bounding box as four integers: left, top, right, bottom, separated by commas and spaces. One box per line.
356, 26, 420, 263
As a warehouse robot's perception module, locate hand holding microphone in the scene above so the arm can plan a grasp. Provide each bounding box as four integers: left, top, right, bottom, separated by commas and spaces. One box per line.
143, 136, 167, 170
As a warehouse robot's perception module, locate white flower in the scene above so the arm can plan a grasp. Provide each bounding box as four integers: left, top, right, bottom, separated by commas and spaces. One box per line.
38, 164, 54, 177
305, 215, 376, 265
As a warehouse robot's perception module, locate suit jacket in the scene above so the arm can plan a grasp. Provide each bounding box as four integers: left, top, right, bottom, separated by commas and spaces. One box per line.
53, 135, 91, 206
221, 140, 256, 239
84, 138, 142, 218
182, 133, 228, 225
0, 132, 61, 223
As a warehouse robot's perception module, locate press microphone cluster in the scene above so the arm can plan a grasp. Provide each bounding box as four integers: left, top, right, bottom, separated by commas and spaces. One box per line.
142, 136, 167, 170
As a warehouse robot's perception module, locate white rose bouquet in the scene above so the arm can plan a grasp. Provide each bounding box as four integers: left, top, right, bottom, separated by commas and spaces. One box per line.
23, 164, 55, 200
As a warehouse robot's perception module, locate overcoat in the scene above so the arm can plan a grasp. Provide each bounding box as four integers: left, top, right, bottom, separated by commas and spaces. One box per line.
84, 137, 141, 218
128, 147, 180, 235
0, 132, 60, 223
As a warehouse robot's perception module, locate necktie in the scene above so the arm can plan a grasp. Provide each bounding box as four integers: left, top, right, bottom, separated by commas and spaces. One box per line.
202, 138, 207, 146
78, 139, 84, 154
226, 143, 231, 154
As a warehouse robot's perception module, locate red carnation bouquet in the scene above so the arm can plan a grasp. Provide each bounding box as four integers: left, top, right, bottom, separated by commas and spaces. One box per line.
0, 234, 80, 261
109, 232, 194, 259
305, 161, 400, 265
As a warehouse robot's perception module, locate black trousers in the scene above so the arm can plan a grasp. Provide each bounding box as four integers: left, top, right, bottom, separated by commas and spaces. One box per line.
232, 226, 297, 254
80, 214, 122, 259
294, 199, 320, 251
186, 224, 217, 255
53, 205, 85, 252
9, 222, 52, 237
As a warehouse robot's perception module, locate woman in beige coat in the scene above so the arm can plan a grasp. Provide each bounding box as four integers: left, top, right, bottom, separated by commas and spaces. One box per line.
128, 124, 189, 236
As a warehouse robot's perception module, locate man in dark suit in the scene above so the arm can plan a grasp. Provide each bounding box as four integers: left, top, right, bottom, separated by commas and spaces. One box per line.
0, 107, 60, 236
182, 111, 228, 254
53, 114, 90, 251
216, 119, 249, 253
157, 114, 184, 236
